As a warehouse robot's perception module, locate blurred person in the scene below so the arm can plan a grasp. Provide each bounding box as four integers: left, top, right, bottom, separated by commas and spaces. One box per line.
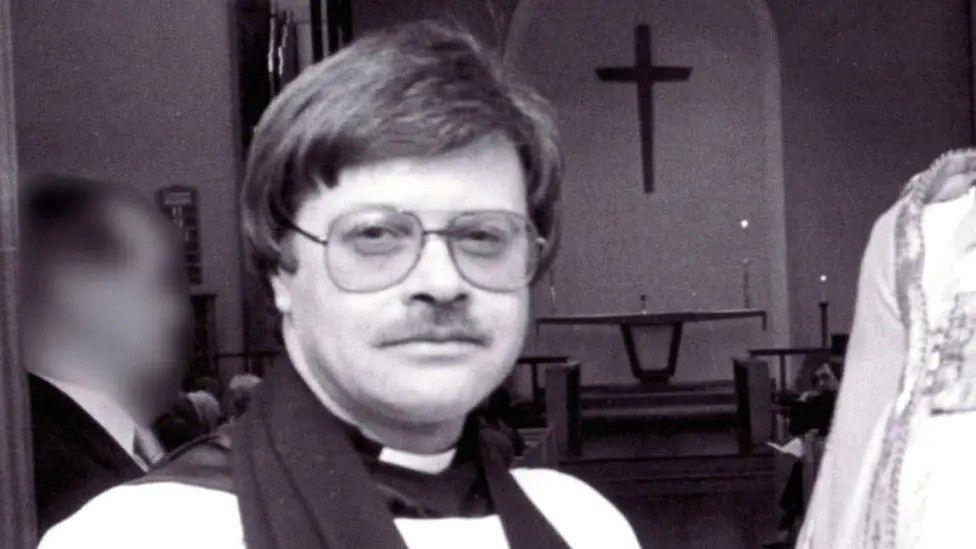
765, 335, 847, 547
21, 174, 191, 533
153, 393, 209, 451
186, 376, 223, 430
799, 150, 976, 548
191, 374, 222, 398
225, 373, 262, 420
41, 21, 639, 548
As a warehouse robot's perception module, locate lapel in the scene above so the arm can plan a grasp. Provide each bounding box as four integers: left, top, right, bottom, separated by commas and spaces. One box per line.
29, 374, 143, 477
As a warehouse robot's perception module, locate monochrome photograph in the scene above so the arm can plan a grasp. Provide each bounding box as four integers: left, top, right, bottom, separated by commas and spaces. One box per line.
1, 1, 974, 547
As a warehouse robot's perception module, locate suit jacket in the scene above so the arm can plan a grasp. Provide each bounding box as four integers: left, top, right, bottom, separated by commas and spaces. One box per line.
29, 374, 144, 534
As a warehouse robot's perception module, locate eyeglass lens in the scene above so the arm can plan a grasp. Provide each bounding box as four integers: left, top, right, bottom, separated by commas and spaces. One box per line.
323, 208, 538, 292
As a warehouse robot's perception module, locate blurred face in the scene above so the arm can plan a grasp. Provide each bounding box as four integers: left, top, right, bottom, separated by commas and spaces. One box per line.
813, 362, 840, 393
270, 136, 531, 426
46, 203, 190, 392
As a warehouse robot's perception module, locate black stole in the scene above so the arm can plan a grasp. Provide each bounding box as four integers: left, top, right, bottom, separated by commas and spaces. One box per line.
231, 361, 571, 548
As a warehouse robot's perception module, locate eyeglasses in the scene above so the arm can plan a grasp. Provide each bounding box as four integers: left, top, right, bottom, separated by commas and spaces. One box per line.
284, 206, 545, 293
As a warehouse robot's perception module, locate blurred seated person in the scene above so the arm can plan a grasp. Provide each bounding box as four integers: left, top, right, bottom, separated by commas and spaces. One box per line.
186, 376, 223, 431
153, 393, 210, 452
786, 334, 847, 437
225, 373, 262, 420
21, 174, 191, 533
766, 335, 847, 546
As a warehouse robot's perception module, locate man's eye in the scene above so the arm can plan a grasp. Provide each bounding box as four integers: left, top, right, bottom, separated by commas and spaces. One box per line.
343, 225, 410, 254
456, 226, 511, 255
356, 226, 401, 240
464, 228, 505, 243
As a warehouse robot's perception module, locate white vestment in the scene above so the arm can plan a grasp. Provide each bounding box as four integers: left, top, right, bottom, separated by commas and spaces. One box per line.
799, 152, 976, 548
40, 466, 640, 549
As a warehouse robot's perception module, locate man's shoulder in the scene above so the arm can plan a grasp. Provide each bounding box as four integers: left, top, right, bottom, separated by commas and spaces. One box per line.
39, 480, 242, 548
511, 467, 641, 548
869, 195, 906, 245
39, 428, 242, 547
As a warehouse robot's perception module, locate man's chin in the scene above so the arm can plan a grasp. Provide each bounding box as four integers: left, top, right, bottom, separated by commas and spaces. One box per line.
375, 395, 478, 425
371, 379, 494, 423
358, 348, 514, 421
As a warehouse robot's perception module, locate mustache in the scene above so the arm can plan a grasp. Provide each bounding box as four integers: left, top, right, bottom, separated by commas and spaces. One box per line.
374, 314, 491, 347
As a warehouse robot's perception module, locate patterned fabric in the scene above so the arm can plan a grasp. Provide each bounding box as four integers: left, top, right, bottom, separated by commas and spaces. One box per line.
862, 149, 976, 548
928, 296, 976, 414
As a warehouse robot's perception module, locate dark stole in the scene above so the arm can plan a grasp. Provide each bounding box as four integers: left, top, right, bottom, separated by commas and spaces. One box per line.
231, 360, 572, 549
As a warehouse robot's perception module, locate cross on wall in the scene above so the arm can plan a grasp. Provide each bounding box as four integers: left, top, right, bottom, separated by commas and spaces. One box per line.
596, 24, 692, 193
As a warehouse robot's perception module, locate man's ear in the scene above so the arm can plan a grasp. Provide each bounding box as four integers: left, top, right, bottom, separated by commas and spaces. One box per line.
269, 271, 293, 315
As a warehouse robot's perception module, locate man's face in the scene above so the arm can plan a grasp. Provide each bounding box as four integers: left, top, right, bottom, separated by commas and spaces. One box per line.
270, 136, 531, 425
50, 204, 189, 393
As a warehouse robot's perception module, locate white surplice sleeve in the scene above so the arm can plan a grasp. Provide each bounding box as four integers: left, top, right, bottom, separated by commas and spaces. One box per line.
798, 202, 906, 548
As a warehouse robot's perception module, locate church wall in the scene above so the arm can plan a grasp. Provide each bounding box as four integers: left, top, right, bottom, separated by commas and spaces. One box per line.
11, 1, 245, 363
504, 1, 788, 385
768, 0, 974, 345
355, 0, 519, 48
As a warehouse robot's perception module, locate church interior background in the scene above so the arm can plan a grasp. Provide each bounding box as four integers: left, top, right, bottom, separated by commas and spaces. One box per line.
3, 0, 976, 546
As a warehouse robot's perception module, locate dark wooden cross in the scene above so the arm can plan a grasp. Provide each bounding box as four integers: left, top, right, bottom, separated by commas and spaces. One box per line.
596, 24, 692, 193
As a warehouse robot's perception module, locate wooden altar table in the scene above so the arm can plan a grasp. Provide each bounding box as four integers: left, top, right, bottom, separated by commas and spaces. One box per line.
537, 309, 767, 384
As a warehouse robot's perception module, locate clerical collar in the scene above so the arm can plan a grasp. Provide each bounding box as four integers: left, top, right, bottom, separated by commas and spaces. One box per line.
335, 414, 460, 475
378, 446, 457, 475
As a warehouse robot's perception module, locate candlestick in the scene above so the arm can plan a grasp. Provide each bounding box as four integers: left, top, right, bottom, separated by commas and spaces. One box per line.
548, 269, 557, 314
819, 300, 829, 347
640, 294, 648, 315
819, 273, 828, 303
742, 259, 751, 309
739, 219, 751, 309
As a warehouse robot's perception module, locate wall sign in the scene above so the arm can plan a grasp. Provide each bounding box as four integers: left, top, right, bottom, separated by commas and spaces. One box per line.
156, 185, 203, 284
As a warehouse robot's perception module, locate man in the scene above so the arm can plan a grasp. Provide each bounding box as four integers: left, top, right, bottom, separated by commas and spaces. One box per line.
798, 150, 976, 547
22, 175, 191, 533
41, 22, 639, 548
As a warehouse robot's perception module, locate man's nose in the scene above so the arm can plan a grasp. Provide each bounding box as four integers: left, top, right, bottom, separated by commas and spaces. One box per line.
402, 236, 469, 305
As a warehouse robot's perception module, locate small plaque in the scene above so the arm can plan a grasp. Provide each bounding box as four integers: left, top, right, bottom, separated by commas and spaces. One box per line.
156, 185, 203, 285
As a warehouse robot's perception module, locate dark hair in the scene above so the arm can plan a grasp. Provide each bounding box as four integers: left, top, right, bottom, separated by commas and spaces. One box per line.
20, 173, 185, 308
22, 175, 142, 263
241, 20, 562, 282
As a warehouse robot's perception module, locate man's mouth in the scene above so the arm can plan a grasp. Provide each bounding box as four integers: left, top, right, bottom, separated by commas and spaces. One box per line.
377, 329, 489, 348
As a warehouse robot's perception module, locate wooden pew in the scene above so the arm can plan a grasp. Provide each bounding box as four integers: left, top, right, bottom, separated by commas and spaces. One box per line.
512, 356, 583, 464
544, 359, 583, 458
733, 357, 774, 452
514, 427, 557, 467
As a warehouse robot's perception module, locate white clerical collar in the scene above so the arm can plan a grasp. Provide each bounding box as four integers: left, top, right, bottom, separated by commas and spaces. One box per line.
378, 446, 457, 475
38, 374, 153, 471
